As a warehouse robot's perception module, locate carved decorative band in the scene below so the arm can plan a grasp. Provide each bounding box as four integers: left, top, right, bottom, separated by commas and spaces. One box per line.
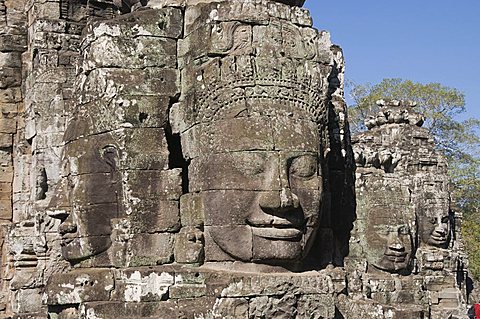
194, 78, 327, 127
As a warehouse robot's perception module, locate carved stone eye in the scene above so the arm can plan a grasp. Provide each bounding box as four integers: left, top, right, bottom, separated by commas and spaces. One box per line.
398, 225, 411, 235
290, 155, 317, 178
373, 225, 390, 237
233, 152, 266, 176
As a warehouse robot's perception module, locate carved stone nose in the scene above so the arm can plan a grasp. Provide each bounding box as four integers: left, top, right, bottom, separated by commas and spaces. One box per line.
387, 234, 405, 251
433, 224, 446, 236
259, 188, 299, 212
280, 188, 299, 209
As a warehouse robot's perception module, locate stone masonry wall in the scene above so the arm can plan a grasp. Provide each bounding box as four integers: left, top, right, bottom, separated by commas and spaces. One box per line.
0, 1, 470, 319
0, 0, 27, 314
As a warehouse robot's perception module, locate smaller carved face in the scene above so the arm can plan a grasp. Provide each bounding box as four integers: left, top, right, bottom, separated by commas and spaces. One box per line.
359, 180, 416, 274
366, 217, 413, 273
363, 200, 414, 273
416, 182, 451, 249
420, 213, 450, 248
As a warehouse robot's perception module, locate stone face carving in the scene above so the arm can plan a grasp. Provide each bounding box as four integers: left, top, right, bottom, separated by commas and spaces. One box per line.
356, 177, 416, 274
189, 116, 323, 265
170, 0, 336, 269
351, 101, 457, 273
418, 193, 451, 249
47, 133, 122, 264
47, 7, 183, 269
0, 1, 470, 318
347, 100, 468, 318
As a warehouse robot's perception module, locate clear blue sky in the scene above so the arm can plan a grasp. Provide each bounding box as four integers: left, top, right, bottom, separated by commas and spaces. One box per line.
304, 1, 479, 120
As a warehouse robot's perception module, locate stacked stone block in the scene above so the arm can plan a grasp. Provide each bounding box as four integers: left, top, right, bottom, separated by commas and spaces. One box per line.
348, 100, 468, 318
0, 1, 470, 318
0, 0, 27, 316
53, 7, 184, 269
46, 265, 346, 318
170, 0, 351, 268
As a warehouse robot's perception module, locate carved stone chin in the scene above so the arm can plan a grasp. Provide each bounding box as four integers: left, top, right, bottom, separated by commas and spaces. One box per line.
60, 234, 112, 263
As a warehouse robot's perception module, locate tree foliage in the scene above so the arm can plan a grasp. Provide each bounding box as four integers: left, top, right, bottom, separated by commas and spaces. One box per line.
347, 78, 480, 277
463, 212, 480, 280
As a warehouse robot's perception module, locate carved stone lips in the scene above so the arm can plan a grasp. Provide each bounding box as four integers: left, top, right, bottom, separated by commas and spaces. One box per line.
384, 251, 407, 262
247, 215, 304, 239
429, 234, 447, 246
249, 220, 303, 240
251, 226, 302, 240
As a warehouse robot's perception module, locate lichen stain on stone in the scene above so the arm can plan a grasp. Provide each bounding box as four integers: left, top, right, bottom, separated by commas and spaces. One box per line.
123, 271, 174, 302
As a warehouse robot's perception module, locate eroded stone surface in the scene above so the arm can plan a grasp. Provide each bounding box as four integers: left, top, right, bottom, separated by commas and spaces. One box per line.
0, 1, 470, 319
348, 100, 468, 318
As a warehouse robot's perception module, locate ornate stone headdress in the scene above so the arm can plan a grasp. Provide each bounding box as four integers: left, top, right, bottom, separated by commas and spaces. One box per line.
191, 57, 328, 127
177, 4, 332, 130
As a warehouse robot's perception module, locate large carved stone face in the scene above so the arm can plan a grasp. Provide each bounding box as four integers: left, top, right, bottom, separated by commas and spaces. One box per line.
186, 110, 323, 265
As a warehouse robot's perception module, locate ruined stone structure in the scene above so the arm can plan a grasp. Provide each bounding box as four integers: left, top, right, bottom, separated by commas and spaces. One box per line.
345, 100, 469, 318
0, 0, 470, 318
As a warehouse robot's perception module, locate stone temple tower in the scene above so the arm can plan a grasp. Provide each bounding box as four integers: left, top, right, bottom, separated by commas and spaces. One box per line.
0, 0, 469, 318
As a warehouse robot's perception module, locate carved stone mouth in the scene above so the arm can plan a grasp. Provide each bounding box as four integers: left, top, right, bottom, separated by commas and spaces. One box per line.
429, 235, 447, 246
384, 251, 407, 263
251, 226, 302, 240
247, 215, 305, 228
247, 215, 305, 240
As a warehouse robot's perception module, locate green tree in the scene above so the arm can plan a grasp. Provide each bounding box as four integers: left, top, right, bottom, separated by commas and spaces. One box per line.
347, 78, 480, 277
463, 212, 480, 280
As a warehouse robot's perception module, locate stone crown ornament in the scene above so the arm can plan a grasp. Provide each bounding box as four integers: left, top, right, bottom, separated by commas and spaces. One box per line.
365, 99, 425, 129
194, 65, 328, 127
116, 0, 306, 13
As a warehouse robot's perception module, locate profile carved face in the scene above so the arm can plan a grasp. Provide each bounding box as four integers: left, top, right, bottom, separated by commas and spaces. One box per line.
54, 141, 120, 264
185, 108, 323, 265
